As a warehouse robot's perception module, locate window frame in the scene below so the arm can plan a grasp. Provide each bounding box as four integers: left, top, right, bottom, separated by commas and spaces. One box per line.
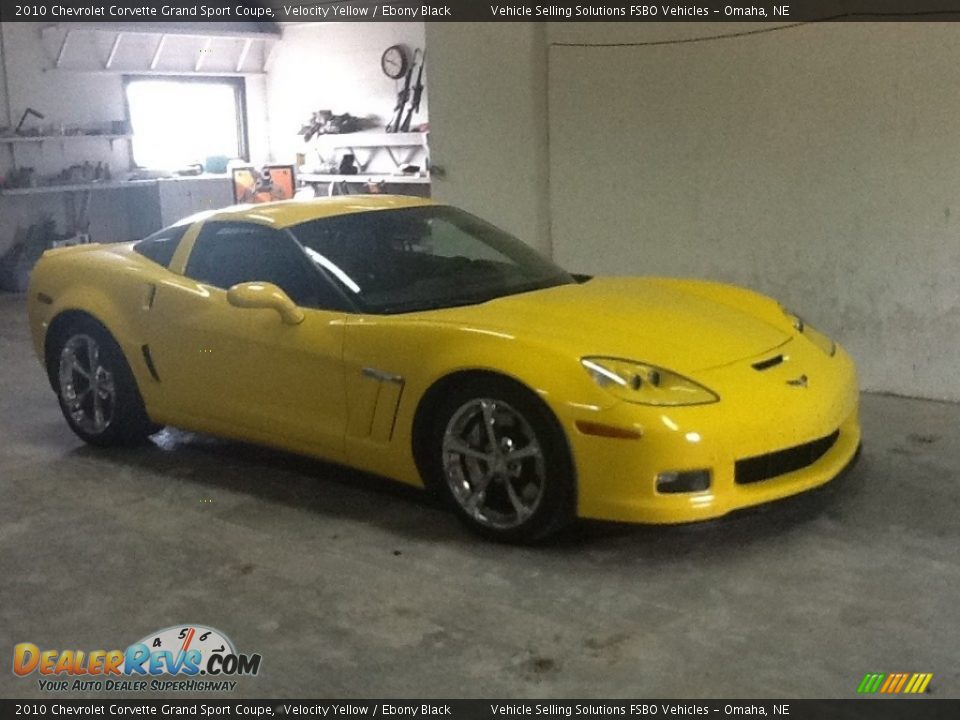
122, 75, 250, 168
183, 220, 355, 313
284, 206, 574, 315
133, 223, 190, 269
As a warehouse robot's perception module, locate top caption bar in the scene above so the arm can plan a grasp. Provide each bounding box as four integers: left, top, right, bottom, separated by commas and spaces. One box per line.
3, 0, 960, 22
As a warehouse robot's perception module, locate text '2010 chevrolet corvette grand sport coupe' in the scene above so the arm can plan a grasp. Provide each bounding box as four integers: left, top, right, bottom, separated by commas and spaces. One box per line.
28, 196, 860, 542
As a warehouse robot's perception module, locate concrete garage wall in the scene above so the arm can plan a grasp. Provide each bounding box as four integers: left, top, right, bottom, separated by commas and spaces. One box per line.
424, 23, 551, 254
546, 22, 960, 401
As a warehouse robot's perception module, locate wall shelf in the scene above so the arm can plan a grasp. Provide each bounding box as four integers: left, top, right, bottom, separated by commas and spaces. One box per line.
0, 134, 131, 145
299, 173, 430, 186
308, 132, 430, 175
0, 179, 157, 197
2, 132, 133, 179
312, 132, 429, 149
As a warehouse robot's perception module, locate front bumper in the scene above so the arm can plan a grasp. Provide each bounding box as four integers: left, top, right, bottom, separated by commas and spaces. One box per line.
564, 341, 861, 524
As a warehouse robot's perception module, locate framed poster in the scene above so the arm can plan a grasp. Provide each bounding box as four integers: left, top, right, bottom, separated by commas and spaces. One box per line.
232, 165, 296, 204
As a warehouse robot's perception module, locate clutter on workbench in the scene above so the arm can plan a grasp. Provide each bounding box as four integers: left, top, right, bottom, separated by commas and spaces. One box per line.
338, 154, 360, 175
0, 114, 130, 139
1, 161, 112, 190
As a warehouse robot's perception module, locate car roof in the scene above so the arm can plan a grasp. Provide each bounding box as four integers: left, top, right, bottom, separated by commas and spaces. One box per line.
193, 195, 437, 230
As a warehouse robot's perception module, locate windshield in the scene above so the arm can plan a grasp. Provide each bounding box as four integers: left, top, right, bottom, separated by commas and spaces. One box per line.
287, 206, 573, 314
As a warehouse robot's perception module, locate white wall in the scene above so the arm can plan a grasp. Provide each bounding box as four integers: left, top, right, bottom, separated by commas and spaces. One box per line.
0, 22, 271, 255
424, 23, 551, 254
245, 74, 271, 165
1, 20, 427, 249
265, 23, 428, 170
0, 23, 131, 254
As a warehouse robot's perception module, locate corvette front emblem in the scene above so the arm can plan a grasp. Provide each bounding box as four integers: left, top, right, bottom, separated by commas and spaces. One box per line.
787, 374, 809, 388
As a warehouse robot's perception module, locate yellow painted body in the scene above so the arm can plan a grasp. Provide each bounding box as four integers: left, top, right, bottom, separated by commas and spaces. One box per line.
27, 197, 860, 524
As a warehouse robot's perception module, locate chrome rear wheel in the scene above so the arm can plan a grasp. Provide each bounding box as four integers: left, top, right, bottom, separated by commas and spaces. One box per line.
49, 317, 157, 446
58, 334, 116, 436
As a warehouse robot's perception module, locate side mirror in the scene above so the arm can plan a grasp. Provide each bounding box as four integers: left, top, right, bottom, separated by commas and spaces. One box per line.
226, 282, 305, 325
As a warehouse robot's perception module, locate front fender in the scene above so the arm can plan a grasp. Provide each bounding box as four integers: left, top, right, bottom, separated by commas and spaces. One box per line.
341, 316, 617, 485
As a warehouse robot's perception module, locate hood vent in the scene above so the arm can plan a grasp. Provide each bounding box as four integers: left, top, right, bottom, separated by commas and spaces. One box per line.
752, 354, 784, 371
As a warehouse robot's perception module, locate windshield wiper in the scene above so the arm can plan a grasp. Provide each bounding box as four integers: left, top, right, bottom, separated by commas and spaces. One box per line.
378, 281, 564, 314
377, 296, 491, 314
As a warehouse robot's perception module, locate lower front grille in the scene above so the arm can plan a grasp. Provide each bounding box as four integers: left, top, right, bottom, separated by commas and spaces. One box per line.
735, 430, 840, 485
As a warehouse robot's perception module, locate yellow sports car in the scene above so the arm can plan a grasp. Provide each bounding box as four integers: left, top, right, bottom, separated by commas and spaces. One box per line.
27, 196, 860, 542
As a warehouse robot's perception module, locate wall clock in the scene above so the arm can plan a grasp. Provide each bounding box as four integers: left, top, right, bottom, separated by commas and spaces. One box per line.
381, 45, 409, 80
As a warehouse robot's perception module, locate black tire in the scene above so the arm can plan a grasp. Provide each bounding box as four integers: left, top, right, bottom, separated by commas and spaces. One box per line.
48, 317, 157, 446
425, 376, 576, 543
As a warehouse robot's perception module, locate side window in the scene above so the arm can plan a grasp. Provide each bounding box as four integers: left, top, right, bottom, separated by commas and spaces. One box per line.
133, 224, 189, 268
185, 222, 326, 308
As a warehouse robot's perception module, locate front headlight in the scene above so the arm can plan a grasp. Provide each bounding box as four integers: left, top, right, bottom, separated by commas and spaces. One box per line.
782, 308, 836, 356
581, 357, 719, 406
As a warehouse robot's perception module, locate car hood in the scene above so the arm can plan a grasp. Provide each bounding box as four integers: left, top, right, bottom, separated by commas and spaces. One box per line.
423, 277, 791, 373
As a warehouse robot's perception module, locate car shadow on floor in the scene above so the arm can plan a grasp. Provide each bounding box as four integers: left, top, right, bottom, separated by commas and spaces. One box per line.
65, 426, 872, 557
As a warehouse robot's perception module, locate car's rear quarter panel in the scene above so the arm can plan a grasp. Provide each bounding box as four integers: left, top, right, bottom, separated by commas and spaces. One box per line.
28, 244, 163, 407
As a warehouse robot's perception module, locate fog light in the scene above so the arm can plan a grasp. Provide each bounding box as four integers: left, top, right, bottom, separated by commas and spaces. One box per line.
656, 470, 711, 494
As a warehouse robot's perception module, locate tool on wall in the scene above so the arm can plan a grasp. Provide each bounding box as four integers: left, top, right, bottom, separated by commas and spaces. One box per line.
387, 48, 424, 133
14, 107, 45, 135
400, 52, 426, 133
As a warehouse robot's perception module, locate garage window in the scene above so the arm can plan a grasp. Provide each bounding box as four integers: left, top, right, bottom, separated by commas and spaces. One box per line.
125, 77, 247, 170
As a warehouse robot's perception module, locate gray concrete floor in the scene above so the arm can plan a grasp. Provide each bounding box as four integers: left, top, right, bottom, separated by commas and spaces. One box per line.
0, 292, 957, 700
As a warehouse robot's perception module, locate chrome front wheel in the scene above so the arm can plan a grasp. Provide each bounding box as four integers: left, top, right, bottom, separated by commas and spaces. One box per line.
58, 334, 116, 436
442, 397, 548, 531
427, 373, 580, 544
426, 377, 576, 542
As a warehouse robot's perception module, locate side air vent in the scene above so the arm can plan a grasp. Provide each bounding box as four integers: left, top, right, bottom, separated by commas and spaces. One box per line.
141, 345, 161, 382
142, 284, 157, 311
752, 355, 784, 371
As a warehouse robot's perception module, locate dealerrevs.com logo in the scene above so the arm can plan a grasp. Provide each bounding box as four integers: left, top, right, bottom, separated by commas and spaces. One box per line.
13, 625, 261, 692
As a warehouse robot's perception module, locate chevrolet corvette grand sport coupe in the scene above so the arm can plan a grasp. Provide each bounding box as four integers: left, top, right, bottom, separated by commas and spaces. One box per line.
28, 196, 860, 542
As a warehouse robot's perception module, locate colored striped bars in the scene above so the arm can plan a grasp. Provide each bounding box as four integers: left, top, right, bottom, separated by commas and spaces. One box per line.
857, 673, 933, 694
